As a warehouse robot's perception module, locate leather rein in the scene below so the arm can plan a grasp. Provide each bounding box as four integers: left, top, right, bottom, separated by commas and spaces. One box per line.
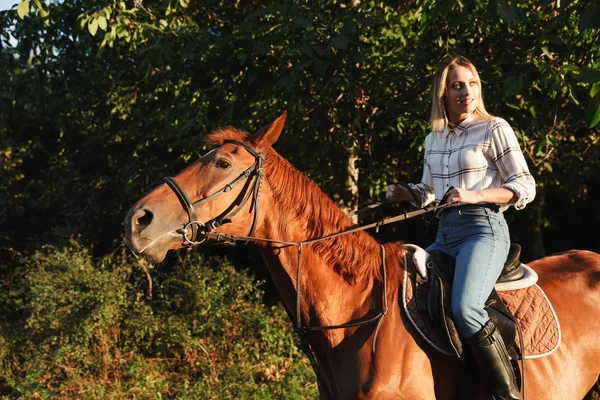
162, 140, 455, 399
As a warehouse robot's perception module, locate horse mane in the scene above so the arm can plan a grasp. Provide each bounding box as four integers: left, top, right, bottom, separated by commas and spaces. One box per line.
205, 128, 405, 285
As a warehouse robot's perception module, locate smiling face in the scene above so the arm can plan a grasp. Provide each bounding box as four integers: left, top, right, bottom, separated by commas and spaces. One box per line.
444, 64, 481, 126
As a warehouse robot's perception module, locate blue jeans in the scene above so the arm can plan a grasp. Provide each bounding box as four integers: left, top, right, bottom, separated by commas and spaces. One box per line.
426, 205, 510, 338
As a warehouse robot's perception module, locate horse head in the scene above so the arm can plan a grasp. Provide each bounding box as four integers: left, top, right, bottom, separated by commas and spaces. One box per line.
124, 112, 287, 262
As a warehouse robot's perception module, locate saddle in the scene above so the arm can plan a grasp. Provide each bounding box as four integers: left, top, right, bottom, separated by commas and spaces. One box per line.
415, 244, 524, 362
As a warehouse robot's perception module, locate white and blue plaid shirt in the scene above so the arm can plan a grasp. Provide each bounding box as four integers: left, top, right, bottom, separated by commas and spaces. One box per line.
409, 114, 536, 211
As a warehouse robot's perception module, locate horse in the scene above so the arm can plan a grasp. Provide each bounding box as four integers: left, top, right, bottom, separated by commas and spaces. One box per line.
124, 112, 600, 399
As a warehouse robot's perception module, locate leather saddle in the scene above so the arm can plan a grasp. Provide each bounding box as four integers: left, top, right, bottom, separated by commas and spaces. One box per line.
415, 243, 524, 361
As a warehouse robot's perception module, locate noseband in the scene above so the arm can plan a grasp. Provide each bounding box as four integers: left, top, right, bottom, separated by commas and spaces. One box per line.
162, 140, 265, 245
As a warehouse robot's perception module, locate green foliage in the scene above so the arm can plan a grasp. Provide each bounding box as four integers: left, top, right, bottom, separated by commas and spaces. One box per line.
1, 0, 600, 396
2, 0, 599, 255
0, 243, 317, 398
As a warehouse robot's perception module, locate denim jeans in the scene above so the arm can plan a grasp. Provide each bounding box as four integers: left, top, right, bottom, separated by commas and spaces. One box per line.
426, 204, 510, 338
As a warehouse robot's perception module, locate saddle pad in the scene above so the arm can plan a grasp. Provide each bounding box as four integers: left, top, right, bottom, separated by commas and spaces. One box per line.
402, 255, 561, 359
498, 286, 561, 359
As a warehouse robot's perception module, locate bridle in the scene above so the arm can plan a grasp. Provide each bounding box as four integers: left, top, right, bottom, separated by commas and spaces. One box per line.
162, 140, 265, 246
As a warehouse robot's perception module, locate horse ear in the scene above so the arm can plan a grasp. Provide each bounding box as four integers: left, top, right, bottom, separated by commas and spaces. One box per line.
251, 111, 287, 148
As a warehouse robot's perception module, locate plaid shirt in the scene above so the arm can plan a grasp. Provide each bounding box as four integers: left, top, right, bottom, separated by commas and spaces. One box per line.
409, 114, 536, 211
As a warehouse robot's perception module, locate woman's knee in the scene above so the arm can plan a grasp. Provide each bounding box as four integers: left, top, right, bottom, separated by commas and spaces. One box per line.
451, 298, 487, 335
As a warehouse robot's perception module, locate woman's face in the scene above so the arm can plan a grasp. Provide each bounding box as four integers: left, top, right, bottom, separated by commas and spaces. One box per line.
444, 65, 480, 125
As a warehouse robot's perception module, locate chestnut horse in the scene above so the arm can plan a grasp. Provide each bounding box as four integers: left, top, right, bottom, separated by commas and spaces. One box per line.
125, 112, 600, 399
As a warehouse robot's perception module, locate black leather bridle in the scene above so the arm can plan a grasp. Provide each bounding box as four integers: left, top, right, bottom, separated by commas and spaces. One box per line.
162, 140, 265, 245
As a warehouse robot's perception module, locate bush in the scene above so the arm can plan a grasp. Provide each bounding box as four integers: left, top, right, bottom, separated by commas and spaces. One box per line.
0, 241, 317, 399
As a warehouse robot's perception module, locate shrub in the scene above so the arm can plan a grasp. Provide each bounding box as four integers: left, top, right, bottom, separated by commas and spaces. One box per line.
0, 241, 317, 399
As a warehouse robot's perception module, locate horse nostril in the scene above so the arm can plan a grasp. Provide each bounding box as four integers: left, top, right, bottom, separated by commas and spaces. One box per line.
134, 209, 154, 232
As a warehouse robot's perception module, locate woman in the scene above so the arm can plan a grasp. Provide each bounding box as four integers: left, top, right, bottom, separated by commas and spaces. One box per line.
386, 55, 535, 399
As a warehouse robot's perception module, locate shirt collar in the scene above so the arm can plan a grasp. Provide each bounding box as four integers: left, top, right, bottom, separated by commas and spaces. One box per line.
442, 113, 477, 138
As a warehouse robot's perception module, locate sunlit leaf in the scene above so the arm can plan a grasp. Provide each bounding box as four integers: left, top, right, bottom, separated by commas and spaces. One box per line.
98, 15, 107, 31
17, 0, 29, 19
88, 18, 98, 36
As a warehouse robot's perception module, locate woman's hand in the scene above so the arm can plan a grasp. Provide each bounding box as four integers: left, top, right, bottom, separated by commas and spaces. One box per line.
445, 187, 480, 204
386, 184, 410, 203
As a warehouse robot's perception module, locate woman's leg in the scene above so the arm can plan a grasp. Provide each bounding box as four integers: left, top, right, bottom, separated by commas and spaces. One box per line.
448, 209, 521, 399
450, 233, 508, 337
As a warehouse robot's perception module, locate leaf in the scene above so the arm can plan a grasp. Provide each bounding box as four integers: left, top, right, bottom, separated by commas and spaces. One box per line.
579, 6, 600, 31
591, 82, 600, 99
573, 68, 600, 83
97, 16, 107, 31
89, 18, 98, 36
179, 0, 189, 8
585, 94, 600, 129
17, 0, 29, 19
252, 42, 269, 55
503, 75, 522, 97
341, 21, 358, 37
292, 17, 311, 29
541, 46, 553, 59
535, 136, 546, 157
497, 4, 518, 22
274, 75, 295, 92
330, 35, 348, 51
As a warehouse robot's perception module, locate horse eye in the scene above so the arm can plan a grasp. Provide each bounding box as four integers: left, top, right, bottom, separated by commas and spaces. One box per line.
215, 160, 231, 169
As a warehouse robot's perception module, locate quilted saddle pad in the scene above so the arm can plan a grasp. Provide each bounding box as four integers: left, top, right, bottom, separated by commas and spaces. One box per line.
402, 258, 561, 359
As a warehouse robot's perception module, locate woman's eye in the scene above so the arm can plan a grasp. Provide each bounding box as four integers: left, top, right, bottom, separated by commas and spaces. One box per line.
215, 160, 231, 169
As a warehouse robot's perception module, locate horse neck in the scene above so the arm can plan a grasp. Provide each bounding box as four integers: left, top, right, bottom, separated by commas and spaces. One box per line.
253, 150, 397, 344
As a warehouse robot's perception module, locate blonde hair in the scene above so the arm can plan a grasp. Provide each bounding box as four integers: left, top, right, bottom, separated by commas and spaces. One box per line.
430, 55, 491, 132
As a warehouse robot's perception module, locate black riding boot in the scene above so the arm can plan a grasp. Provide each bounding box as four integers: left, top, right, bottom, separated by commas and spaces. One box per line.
466, 321, 522, 400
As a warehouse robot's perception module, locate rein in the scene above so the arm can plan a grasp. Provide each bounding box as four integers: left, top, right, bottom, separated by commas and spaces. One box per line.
162, 140, 456, 399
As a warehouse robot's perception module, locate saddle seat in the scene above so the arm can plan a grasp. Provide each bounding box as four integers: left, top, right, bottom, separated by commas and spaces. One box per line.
498, 244, 525, 283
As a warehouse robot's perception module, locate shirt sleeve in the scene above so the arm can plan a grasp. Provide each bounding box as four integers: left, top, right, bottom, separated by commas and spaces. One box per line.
489, 118, 536, 210
408, 133, 436, 208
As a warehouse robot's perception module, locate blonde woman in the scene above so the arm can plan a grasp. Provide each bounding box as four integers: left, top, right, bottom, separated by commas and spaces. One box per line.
387, 55, 535, 399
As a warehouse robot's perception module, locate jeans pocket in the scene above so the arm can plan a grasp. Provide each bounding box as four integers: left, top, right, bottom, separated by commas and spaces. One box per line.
458, 208, 489, 218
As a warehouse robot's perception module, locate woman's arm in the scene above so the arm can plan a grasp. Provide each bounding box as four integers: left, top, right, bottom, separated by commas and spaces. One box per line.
445, 187, 517, 205
490, 118, 536, 209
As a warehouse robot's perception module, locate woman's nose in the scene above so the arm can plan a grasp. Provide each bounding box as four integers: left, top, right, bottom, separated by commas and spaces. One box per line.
465, 84, 476, 97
